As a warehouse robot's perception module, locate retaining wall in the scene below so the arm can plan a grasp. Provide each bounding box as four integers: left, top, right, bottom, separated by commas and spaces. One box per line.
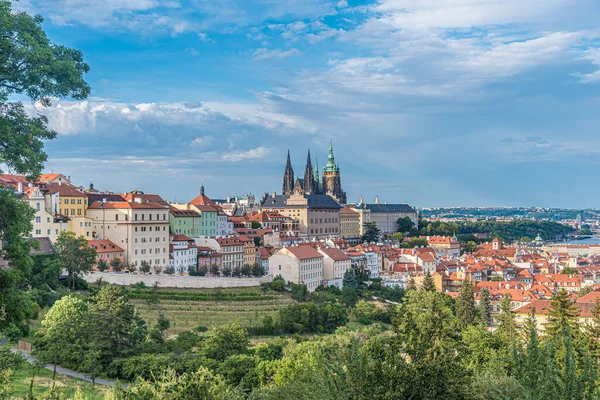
83, 272, 272, 288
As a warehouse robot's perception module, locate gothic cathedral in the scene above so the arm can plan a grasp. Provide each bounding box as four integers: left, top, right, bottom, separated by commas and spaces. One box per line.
281, 140, 347, 204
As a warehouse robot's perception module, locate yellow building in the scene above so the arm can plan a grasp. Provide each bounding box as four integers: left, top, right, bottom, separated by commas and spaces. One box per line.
340, 207, 361, 239
46, 183, 93, 238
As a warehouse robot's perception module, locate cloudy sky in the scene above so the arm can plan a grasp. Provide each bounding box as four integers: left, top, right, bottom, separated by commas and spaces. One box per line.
13, 0, 600, 208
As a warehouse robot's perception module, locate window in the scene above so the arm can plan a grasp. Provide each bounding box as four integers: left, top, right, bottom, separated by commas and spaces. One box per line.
116, 214, 119, 221
47, 229, 51, 235
71, 199, 75, 204
71, 208, 75, 215
149, 214, 152, 221
35, 216, 41, 223
36, 202, 41, 211
35, 229, 41, 235
80, 222, 83, 227
47, 217, 50, 223
125, 215, 128, 221
135, 214, 138, 221
142, 214, 145, 221
135, 227, 138, 232
77, 199, 82, 204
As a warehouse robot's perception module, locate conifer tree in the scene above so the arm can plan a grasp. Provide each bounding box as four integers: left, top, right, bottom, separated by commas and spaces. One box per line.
545, 289, 579, 340
496, 294, 517, 347
583, 298, 600, 360
422, 272, 436, 292
478, 287, 491, 327
406, 277, 417, 291
456, 279, 476, 330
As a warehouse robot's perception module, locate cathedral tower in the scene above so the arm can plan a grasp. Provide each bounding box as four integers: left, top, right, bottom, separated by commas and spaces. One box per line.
282, 150, 295, 195
322, 139, 347, 204
303, 149, 315, 195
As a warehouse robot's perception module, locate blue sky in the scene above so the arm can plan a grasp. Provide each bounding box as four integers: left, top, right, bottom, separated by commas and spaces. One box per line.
12, 0, 600, 208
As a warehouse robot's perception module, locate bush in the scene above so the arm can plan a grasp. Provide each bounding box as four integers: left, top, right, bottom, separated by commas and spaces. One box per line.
2, 323, 24, 343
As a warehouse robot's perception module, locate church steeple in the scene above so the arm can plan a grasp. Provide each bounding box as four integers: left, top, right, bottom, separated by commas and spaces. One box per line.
303, 149, 315, 195
314, 155, 321, 194
282, 150, 295, 195
324, 138, 339, 173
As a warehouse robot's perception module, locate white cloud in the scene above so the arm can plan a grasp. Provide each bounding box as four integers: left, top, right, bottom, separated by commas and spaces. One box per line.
221, 147, 271, 162
252, 48, 301, 61
186, 47, 200, 56
573, 48, 600, 83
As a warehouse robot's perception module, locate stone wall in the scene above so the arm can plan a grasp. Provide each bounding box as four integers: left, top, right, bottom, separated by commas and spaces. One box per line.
83, 272, 273, 288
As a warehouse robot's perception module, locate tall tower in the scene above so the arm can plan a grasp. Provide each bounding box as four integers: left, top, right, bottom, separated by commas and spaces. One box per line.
322, 139, 347, 204
314, 155, 321, 194
303, 149, 315, 195
282, 150, 295, 195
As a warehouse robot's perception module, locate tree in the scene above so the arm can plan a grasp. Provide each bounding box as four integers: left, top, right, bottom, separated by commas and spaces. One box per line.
362, 222, 381, 243
253, 236, 262, 247
561, 267, 577, 275
406, 277, 417, 291
478, 287, 491, 327
456, 279, 476, 330
584, 299, 600, 360
545, 289, 579, 340
223, 266, 232, 277
241, 264, 252, 277
422, 272, 436, 292
126, 263, 137, 273
96, 259, 108, 272
354, 300, 376, 324
251, 221, 261, 229
54, 231, 96, 290
110, 257, 123, 272
462, 241, 478, 254
233, 266, 243, 278
210, 264, 220, 277
203, 324, 249, 361
139, 261, 151, 274
33, 295, 88, 379
396, 217, 415, 233
252, 263, 264, 277
87, 285, 147, 366
341, 286, 358, 307
495, 294, 517, 347
392, 232, 404, 242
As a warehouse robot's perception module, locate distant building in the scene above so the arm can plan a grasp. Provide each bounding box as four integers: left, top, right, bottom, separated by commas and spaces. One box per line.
168, 234, 198, 273
169, 206, 201, 237
269, 246, 324, 291
354, 202, 418, 234
339, 207, 361, 240
260, 188, 342, 239
318, 247, 351, 289
88, 239, 124, 269
87, 199, 170, 271
427, 235, 461, 258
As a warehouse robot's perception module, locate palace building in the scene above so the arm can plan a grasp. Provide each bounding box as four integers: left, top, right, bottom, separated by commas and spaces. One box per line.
281, 140, 347, 204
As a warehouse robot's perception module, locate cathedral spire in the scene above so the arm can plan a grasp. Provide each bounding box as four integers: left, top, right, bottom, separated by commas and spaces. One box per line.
303, 149, 315, 194
314, 155, 320, 194
282, 150, 295, 195
324, 138, 339, 172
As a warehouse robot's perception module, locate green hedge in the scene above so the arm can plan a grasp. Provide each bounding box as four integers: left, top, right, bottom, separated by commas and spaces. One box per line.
127, 291, 274, 302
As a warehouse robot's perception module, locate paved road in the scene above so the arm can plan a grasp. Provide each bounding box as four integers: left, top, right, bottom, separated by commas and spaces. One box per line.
10, 348, 127, 388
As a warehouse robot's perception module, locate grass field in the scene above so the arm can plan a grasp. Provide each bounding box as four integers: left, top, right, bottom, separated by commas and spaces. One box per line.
129, 286, 296, 336
8, 363, 105, 400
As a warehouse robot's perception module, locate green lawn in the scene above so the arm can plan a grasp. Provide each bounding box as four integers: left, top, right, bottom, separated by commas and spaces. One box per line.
8, 363, 105, 399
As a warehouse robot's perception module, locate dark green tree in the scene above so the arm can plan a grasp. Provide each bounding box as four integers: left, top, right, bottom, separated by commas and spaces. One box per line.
422, 272, 436, 292
203, 324, 249, 361
396, 217, 415, 233
463, 241, 478, 254
456, 279, 476, 330
251, 221, 261, 229
139, 260, 151, 274
361, 222, 381, 243
478, 287, 492, 327
110, 257, 123, 272
545, 289, 579, 339
96, 259, 108, 272
496, 294, 518, 347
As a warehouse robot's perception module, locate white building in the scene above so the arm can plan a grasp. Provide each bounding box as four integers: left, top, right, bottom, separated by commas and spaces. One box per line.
318, 247, 351, 289
169, 234, 198, 273
88, 199, 170, 271
365, 250, 379, 278
194, 236, 244, 271
23, 186, 68, 242
269, 246, 324, 292
216, 210, 234, 236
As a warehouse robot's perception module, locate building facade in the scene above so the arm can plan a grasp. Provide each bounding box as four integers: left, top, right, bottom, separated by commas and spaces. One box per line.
269, 246, 324, 292
318, 247, 351, 288
169, 206, 201, 237
87, 199, 170, 271
339, 207, 361, 239
354, 203, 418, 234
169, 234, 198, 273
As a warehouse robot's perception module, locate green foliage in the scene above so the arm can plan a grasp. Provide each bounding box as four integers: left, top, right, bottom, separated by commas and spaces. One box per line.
463, 240, 478, 253
251, 221, 261, 229
422, 272, 436, 292
203, 324, 249, 361
354, 299, 376, 324
392, 232, 404, 242
478, 287, 492, 327
396, 217, 415, 233
419, 218, 575, 243
97, 259, 108, 272
456, 279, 476, 330
139, 260, 151, 274
561, 266, 578, 275
495, 294, 518, 347
399, 237, 428, 248
361, 222, 381, 243
278, 302, 348, 334
110, 257, 123, 272
54, 231, 97, 290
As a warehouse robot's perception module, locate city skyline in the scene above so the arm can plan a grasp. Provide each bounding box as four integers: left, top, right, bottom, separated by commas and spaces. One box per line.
11, 0, 600, 208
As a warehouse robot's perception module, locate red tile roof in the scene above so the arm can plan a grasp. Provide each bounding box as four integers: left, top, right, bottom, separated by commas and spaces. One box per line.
89, 201, 167, 209
284, 246, 323, 260
88, 240, 124, 253
319, 247, 351, 262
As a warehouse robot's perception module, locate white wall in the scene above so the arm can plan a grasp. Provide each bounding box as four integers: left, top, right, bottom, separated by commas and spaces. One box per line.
83, 272, 272, 288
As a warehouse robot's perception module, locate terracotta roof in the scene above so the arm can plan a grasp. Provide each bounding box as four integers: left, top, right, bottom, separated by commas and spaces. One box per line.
88, 239, 124, 253
340, 207, 358, 215
190, 194, 217, 207
39, 174, 62, 182
576, 291, 600, 304
319, 247, 351, 262
0, 174, 30, 189
192, 204, 217, 212
170, 206, 200, 217
88, 201, 167, 210
45, 183, 86, 197
284, 246, 323, 260
123, 193, 167, 205
171, 234, 192, 242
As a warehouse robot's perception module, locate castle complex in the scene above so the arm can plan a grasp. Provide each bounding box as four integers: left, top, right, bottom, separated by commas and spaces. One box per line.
282, 140, 347, 204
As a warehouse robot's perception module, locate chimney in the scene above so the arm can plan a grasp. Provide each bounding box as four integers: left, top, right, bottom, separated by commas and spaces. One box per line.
271, 192, 276, 198
135, 197, 142, 204
17, 182, 23, 193
59, 180, 62, 186
102, 198, 107, 204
